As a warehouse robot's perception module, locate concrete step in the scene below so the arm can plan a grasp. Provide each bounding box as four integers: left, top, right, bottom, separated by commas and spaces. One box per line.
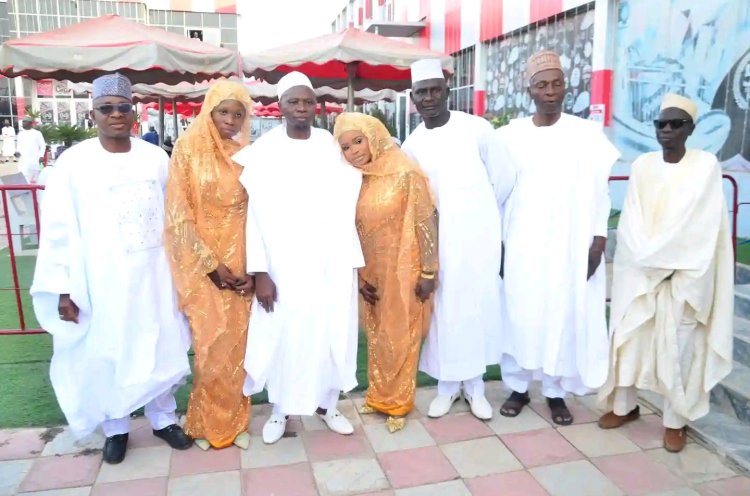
734, 317, 750, 367
639, 390, 750, 475
735, 284, 750, 320
710, 361, 750, 426
736, 264, 750, 285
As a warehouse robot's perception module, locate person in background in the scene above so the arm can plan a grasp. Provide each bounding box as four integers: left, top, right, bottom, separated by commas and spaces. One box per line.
334, 112, 438, 433
400, 59, 512, 421
142, 125, 159, 146
162, 136, 174, 157
2, 119, 16, 163
495, 50, 619, 425
30, 73, 192, 465
165, 81, 255, 451
598, 94, 733, 453
16, 116, 46, 183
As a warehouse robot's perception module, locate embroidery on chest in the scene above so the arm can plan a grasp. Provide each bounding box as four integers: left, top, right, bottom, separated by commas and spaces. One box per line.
109, 179, 164, 253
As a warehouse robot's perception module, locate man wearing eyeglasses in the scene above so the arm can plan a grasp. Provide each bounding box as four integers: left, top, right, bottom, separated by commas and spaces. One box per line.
598, 93, 734, 453
495, 50, 620, 426
30, 73, 193, 464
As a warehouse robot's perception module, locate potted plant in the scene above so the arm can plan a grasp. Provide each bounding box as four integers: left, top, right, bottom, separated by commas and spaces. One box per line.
50, 124, 91, 147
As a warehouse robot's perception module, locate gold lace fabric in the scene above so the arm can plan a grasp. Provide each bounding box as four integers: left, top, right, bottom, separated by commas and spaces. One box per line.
164, 81, 254, 448
334, 112, 438, 416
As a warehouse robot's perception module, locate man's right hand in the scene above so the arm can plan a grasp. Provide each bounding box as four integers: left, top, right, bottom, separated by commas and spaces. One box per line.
255, 272, 277, 312
360, 282, 379, 305
208, 264, 242, 290
58, 294, 79, 323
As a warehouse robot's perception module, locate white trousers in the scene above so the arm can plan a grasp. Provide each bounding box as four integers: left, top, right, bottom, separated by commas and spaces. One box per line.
437, 374, 485, 397
20, 165, 39, 184
272, 388, 341, 416
501, 355, 569, 398
101, 389, 178, 437
612, 314, 698, 429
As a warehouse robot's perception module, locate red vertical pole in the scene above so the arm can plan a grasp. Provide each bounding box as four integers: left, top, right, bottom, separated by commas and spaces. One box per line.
1, 189, 26, 331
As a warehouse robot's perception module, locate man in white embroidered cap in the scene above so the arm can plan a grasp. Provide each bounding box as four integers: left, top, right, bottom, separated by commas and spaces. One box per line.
598, 93, 734, 453
401, 58, 514, 421
30, 73, 192, 464
495, 50, 619, 426
233, 71, 363, 444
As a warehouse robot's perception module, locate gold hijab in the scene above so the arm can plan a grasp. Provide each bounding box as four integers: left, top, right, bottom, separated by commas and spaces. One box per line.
180, 80, 253, 163
334, 112, 425, 179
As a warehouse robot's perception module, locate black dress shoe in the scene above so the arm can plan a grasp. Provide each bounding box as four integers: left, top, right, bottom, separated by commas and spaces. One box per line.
153, 424, 192, 450
103, 433, 128, 464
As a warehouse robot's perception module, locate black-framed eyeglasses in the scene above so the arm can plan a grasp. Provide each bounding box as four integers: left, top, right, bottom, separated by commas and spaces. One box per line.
94, 103, 133, 115
653, 118, 691, 130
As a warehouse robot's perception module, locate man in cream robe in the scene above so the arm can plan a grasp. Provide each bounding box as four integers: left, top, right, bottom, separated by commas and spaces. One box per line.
598, 94, 733, 453
235, 72, 363, 444
31, 74, 192, 464
401, 59, 513, 421
497, 51, 619, 425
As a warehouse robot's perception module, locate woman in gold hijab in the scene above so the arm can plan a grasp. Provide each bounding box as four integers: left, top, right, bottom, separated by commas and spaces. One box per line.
334, 112, 438, 433
164, 81, 254, 450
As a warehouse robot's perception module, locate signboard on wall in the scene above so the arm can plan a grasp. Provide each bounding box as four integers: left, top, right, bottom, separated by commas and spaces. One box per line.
589, 104, 605, 125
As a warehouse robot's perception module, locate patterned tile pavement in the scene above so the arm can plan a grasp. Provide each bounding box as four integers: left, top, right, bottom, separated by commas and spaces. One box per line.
1, 382, 749, 496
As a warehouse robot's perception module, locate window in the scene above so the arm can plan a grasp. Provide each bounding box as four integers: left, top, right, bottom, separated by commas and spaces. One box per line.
222, 29, 237, 44
449, 48, 475, 114
203, 13, 220, 28
221, 14, 237, 29
170, 11, 185, 26
186, 12, 202, 26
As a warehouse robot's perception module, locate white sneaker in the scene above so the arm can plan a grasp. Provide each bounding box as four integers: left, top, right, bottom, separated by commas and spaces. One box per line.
262, 414, 287, 444
464, 392, 493, 420
428, 392, 460, 418
318, 408, 354, 435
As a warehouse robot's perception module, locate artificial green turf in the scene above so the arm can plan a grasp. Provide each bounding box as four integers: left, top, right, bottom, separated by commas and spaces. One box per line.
0, 251, 38, 330
0, 328, 500, 428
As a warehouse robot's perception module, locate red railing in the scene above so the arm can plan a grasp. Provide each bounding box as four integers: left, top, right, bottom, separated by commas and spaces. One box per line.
0, 176, 742, 335
1, 184, 44, 335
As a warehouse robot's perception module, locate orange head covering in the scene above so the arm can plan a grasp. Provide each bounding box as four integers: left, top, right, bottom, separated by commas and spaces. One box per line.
333, 112, 414, 176
180, 80, 253, 164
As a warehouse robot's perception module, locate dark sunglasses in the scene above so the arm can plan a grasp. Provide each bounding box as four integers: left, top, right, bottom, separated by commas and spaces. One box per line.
94, 103, 133, 115
653, 118, 691, 130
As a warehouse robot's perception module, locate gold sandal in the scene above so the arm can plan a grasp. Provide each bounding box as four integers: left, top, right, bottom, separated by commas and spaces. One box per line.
359, 404, 377, 414
386, 416, 406, 433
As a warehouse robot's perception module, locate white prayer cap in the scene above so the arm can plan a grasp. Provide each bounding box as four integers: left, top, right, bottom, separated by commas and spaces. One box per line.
277, 71, 314, 99
410, 59, 445, 84
660, 93, 698, 121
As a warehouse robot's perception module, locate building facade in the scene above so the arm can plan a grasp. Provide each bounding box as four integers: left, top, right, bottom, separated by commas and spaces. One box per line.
332, 0, 749, 165
0, 0, 238, 127
332, 0, 750, 231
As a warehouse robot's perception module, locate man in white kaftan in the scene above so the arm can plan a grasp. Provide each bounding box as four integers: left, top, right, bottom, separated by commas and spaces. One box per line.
30, 74, 192, 465
234, 72, 363, 444
598, 94, 733, 453
2, 119, 15, 162
16, 117, 46, 183
497, 51, 619, 425
401, 59, 513, 420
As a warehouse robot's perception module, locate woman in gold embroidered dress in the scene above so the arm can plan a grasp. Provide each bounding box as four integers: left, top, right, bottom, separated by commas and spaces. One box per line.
164, 81, 254, 450
334, 112, 438, 433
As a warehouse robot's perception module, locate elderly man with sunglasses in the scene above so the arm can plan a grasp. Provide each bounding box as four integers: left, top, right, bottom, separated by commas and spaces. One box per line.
598, 93, 734, 453
30, 73, 193, 464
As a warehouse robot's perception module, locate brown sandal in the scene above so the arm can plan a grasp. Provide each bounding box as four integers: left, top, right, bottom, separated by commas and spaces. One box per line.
664, 427, 688, 453
548, 397, 574, 425
500, 391, 530, 417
